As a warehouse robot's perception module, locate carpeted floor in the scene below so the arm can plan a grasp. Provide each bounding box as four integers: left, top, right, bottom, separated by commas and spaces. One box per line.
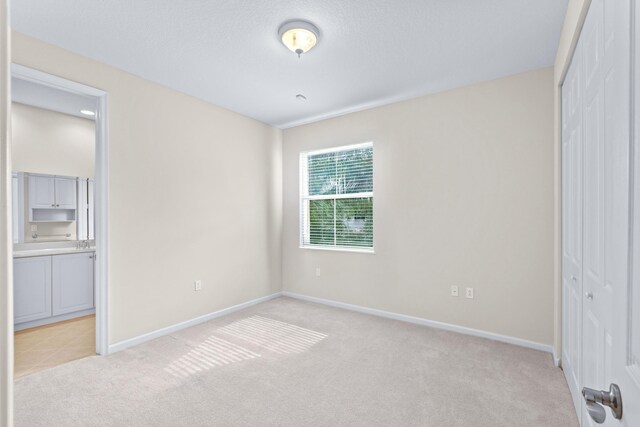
14, 297, 578, 426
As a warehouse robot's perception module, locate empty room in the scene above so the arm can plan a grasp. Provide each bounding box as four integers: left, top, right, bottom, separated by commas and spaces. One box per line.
0, 0, 639, 426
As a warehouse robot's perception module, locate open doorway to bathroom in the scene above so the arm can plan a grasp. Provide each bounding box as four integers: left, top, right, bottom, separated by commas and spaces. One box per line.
10, 65, 108, 378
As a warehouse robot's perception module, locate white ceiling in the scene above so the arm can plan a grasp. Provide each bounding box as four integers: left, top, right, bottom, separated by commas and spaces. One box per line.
11, 0, 568, 128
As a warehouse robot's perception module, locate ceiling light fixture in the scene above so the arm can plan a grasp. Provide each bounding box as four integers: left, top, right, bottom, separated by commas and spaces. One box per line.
278, 20, 320, 58
80, 110, 95, 116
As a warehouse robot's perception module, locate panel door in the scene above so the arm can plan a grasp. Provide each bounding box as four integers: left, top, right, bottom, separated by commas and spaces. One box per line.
54, 177, 77, 209
51, 252, 95, 316
28, 174, 56, 209
13, 256, 52, 324
561, 24, 584, 418
610, 1, 640, 425
580, 0, 634, 425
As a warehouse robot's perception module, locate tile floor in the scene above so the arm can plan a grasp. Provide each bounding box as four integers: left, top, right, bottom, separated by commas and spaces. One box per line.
14, 315, 96, 379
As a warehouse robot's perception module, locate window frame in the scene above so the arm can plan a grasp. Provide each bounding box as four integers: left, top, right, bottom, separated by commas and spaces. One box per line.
299, 142, 375, 254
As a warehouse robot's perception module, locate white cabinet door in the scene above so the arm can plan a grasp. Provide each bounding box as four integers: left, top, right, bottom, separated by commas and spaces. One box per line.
54, 177, 77, 209
28, 175, 56, 209
52, 252, 94, 316
13, 256, 52, 324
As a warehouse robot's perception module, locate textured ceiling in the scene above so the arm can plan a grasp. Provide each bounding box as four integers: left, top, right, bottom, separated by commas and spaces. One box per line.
11, 0, 568, 128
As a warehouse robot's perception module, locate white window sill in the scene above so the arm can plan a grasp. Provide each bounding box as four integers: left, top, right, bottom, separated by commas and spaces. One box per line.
299, 245, 375, 254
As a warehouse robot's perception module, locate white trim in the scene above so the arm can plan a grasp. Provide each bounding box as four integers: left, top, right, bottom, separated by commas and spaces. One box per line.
0, 3, 13, 423
108, 292, 283, 353
11, 63, 107, 97
11, 65, 110, 356
299, 245, 375, 254
304, 192, 373, 201
553, 347, 561, 367
94, 92, 109, 355
282, 291, 555, 354
302, 141, 373, 156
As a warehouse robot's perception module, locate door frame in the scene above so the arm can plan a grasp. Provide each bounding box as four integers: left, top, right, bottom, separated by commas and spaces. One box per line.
11, 64, 110, 356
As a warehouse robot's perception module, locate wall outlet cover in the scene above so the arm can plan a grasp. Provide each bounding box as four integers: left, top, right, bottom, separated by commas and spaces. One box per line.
465, 287, 474, 299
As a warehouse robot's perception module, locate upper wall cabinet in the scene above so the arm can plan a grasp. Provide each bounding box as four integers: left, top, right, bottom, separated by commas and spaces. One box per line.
28, 174, 77, 222
53, 177, 77, 209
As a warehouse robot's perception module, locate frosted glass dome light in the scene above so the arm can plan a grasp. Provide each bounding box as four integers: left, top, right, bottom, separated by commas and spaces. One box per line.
279, 20, 320, 58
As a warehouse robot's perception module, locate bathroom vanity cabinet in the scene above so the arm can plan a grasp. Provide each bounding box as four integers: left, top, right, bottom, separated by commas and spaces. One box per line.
14, 251, 95, 329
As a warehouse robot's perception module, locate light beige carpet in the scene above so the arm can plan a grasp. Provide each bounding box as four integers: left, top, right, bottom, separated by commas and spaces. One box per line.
14, 297, 578, 426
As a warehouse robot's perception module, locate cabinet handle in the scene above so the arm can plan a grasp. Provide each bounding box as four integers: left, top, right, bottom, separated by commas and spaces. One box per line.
51, 204, 55, 207
56, 204, 60, 207
89, 255, 93, 259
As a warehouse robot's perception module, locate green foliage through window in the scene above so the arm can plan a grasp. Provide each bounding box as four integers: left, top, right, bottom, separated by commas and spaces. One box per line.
301, 143, 373, 250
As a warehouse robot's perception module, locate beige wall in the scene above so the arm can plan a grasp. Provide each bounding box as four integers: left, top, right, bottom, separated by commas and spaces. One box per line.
12, 103, 96, 242
12, 103, 95, 178
12, 32, 283, 344
553, 0, 590, 359
282, 68, 555, 345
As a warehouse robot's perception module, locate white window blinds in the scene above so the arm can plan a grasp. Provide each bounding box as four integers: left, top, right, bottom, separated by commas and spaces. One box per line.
300, 142, 373, 251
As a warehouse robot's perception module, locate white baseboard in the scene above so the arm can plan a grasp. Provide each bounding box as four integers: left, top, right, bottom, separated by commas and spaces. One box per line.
282, 291, 554, 354
553, 348, 561, 367
108, 292, 282, 354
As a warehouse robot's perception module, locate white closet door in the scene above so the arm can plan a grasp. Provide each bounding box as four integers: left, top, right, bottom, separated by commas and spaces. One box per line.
563, 0, 636, 425
561, 27, 584, 417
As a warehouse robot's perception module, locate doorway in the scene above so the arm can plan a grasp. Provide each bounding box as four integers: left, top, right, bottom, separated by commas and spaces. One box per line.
10, 65, 109, 377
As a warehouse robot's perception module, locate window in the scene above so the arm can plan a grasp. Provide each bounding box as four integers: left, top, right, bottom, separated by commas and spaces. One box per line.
300, 142, 373, 252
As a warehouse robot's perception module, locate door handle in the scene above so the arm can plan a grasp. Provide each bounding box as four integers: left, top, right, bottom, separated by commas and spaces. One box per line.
582, 384, 623, 423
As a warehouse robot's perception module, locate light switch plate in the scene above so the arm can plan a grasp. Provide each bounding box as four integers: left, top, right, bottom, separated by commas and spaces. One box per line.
316, 267, 321, 277
451, 285, 459, 297
194, 280, 202, 291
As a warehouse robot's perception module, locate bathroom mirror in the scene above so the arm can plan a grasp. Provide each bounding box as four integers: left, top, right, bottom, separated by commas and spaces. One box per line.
12, 171, 95, 243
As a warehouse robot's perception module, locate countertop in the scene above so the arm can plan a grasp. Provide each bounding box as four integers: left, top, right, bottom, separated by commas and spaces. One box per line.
13, 242, 96, 258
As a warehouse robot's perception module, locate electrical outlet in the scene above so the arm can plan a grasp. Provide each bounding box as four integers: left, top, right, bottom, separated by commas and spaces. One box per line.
465, 287, 474, 299
315, 267, 321, 277
451, 285, 459, 297
194, 280, 202, 291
